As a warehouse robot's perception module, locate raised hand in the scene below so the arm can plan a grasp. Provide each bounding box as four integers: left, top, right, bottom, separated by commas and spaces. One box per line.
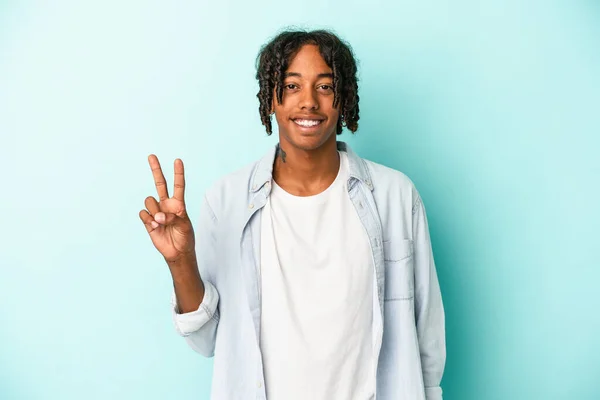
139, 155, 195, 263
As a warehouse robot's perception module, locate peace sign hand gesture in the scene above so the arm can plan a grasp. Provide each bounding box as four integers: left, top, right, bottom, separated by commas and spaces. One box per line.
139, 155, 195, 264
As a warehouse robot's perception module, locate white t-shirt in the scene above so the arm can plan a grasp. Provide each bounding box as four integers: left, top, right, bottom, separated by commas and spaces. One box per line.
259, 151, 375, 400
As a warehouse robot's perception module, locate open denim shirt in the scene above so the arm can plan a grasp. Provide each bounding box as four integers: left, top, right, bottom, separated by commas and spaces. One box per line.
172, 141, 445, 399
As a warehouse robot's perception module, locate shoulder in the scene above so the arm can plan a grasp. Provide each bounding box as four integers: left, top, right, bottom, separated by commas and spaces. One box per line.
362, 158, 418, 195
358, 156, 424, 218
202, 158, 259, 214
358, 157, 427, 233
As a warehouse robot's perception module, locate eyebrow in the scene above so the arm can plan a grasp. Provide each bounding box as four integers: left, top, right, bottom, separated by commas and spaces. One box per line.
284, 72, 334, 79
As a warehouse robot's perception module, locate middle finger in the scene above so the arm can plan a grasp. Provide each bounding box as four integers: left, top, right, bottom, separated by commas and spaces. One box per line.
148, 154, 170, 201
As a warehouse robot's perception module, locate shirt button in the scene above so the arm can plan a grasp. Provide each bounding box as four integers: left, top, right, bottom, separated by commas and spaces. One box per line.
249, 203, 254, 209
258, 381, 262, 388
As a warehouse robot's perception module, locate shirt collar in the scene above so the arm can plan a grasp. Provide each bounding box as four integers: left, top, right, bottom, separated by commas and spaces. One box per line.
249, 140, 374, 193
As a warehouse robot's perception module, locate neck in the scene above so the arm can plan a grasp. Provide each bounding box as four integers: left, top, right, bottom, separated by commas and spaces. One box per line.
273, 136, 340, 197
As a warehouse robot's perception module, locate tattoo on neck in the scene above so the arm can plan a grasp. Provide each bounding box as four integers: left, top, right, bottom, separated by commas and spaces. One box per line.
278, 146, 287, 163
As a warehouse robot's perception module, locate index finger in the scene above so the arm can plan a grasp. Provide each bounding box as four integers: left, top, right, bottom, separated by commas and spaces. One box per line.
173, 158, 185, 201
148, 154, 169, 201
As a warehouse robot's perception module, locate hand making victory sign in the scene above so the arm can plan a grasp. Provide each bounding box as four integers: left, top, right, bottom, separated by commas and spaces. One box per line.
139, 155, 204, 313
139, 155, 195, 262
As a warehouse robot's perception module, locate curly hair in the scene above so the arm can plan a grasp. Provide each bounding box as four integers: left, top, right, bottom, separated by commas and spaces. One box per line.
255, 29, 360, 136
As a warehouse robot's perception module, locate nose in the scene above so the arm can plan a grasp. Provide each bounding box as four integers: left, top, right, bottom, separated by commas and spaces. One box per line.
298, 87, 319, 110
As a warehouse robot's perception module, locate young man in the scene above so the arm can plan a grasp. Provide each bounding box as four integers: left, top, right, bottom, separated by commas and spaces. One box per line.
140, 29, 445, 400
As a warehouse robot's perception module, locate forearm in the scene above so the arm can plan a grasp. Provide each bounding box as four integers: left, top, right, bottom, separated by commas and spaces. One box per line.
168, 252, 205, 314
418, 293, 445, 398
169, 250, 219, 357
412, 193, 446, 398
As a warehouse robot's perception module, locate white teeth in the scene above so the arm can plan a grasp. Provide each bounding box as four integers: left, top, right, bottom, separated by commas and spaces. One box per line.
294, 119, 322, 127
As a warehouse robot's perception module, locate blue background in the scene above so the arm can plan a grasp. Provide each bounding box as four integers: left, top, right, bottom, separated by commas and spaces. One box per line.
1, 1, 599, 399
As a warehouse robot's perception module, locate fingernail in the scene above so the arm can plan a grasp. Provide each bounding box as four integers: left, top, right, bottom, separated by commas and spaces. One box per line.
155, 213, 165, 223
151, 221, 159, 229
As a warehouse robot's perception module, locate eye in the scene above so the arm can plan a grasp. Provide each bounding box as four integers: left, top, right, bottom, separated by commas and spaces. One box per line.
284, 83, 298, 90
319, 84, 333, 92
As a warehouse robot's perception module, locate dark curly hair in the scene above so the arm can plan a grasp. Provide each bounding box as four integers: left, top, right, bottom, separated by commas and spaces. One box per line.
255, 28, 360, 136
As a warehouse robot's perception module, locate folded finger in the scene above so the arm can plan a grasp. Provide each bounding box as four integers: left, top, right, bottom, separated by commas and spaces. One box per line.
144, 196, 160, 216
139, 209, 160, 232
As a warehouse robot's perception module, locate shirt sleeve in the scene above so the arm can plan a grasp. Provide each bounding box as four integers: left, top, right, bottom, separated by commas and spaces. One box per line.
169, 193, 220, 357
412, 193, 446, 400
171, 279, 220, 336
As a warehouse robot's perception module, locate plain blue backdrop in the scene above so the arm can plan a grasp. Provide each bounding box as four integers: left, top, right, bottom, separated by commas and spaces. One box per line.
1, 1, 599, 399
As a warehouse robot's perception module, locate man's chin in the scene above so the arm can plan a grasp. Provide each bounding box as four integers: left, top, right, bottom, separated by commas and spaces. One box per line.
282, 130, 336, 151
289, 137, 327, 152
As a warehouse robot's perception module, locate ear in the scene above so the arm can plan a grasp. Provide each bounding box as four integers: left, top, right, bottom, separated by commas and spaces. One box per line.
271, 85, 283, 114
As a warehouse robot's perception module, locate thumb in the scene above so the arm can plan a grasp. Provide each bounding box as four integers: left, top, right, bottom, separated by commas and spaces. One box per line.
154, 212, 166, 224
156, 211, 179, 226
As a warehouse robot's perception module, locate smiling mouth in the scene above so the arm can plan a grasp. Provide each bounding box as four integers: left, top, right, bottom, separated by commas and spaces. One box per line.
292, 119, 324, 128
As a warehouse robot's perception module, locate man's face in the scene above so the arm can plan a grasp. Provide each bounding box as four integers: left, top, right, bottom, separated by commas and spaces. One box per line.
272, 44, 340, 151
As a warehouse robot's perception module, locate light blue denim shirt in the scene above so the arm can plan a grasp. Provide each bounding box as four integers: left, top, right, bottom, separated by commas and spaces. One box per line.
172, 141, 445, 400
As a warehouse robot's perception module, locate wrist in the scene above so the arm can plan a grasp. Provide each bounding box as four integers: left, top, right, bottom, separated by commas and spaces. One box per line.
166, 251, 197, 273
